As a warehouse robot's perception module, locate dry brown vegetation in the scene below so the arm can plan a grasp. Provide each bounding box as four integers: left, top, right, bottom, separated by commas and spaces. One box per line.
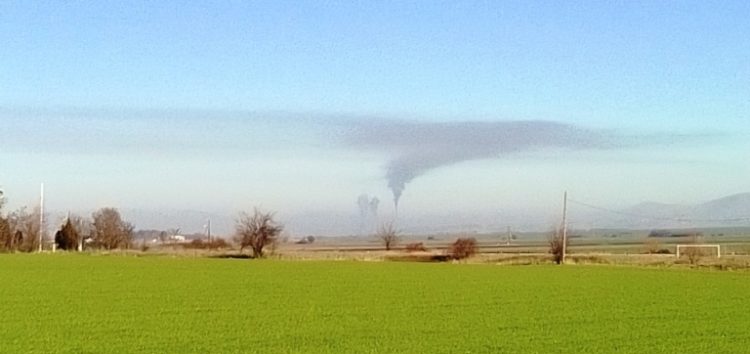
184, 238, 230, 250
405, 242, 427, 252
449, 238, 477, 260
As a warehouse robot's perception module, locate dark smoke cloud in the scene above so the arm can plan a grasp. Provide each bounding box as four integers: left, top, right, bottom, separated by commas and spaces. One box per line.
342, 120, 617, 207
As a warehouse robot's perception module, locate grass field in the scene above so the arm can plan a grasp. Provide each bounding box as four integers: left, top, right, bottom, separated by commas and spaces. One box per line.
0, 255, 748, 353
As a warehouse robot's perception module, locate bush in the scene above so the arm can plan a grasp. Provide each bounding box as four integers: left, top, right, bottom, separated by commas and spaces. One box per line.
683, 247, 704, 265
184, 238, 230, 250
643, 238, 661, 254
548, 229, 568, 265
449, 238, 477, 260
405, 242, 427, 252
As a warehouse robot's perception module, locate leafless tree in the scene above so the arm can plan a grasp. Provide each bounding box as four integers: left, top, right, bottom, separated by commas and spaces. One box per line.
70, 215, 92, 250
92, 208, 134, 250
0, 190, 8, 251
0, 217, 11, 251
234, 208, 283, 258
548, 227, 568, 265
377, 222, 399, 251
1, 208, 24, 252
7, 207, 41, 252
683, 233, 704, 265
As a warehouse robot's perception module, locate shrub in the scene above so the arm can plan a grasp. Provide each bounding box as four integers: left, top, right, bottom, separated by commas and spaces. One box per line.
405, 242, 427, 252
184, 238, 230, 250
683, 247, 704, 265
449, 238, 477, 260
644, 238, 661, 254
682, 234, 704, 265
548, 228, 568, 264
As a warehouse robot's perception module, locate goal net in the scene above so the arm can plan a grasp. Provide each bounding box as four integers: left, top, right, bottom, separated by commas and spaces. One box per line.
676, 244, 721, 259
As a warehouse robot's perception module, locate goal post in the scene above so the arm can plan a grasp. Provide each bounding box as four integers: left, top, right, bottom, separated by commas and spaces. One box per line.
676, 244, 721, 258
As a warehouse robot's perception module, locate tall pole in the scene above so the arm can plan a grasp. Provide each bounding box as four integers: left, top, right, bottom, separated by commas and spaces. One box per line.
206, 218, 212, 250
39, 183, 44, 252
506, 226, 512, 246
561, 191, 568, 264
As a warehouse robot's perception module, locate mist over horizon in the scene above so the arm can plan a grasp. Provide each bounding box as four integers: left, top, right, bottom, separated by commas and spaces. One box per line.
1, 108, 748, 238
1, 2, 749, 236
24, 190, 750, 238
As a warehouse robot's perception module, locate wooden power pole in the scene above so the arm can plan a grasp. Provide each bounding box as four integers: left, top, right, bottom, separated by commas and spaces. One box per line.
561, 191, 568, 264
39, 183, 44, 253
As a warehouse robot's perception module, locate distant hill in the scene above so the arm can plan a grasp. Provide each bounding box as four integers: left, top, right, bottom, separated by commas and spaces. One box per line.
618, 193, 750, 229
694, 193, 750, 218
49, 193, 750, 237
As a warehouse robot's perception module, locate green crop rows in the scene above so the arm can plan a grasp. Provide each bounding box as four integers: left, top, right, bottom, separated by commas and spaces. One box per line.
0, 255, 747, 353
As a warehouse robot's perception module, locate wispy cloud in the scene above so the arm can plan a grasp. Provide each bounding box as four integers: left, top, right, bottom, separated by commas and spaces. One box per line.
2, 107, 713, 208
0, 107, 320, 156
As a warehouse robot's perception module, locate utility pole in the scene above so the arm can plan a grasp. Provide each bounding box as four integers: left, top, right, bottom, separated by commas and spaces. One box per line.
39, 183, 44, 253
206, 218, 212, 250
561, 191, 568, 264
506, 226, 512, 246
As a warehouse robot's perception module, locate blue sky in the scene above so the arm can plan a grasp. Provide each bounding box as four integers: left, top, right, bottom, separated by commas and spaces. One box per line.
1, 1, 748, 233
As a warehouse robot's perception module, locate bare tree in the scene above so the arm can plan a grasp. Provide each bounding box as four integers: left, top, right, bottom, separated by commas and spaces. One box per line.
0, 217, 11, 251
92, 208, 134, 250
377, 222, 399, 251
548, 227, 568, 265
683, 233, 704, 265
7, 207, 41, 252
234, 208, 283, 258
70, 215, 92, 250
0, 190, 8, 251
1, 206, 24, 252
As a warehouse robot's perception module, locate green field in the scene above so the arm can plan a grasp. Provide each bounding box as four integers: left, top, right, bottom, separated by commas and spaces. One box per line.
0, 255, 748, 353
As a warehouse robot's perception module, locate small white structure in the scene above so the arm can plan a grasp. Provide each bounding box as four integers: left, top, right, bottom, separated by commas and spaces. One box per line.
676, 244, 721, 258
170, 235, 187, 243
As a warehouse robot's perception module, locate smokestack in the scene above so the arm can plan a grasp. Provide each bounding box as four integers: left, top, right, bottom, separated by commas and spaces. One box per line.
357, 194, 371, 236
368, 197, 379, 218
39, 182, 44, 252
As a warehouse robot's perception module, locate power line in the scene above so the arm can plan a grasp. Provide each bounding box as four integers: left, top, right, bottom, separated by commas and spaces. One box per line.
567, 198, 750, 223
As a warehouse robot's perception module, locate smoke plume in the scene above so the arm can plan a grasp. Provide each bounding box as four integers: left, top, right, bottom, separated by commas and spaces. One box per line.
343, 120, 614, 207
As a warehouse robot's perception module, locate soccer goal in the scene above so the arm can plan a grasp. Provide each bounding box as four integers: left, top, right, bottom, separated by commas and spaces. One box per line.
676, 244, 721, 258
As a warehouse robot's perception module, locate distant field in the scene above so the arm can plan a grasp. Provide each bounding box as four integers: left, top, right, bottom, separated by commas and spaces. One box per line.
292, 228, 750, 256
1, 255, 748, 353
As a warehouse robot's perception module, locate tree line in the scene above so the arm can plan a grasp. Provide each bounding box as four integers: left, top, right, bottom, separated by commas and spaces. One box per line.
0, 190, 283, 257
0, 192, 134, 252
